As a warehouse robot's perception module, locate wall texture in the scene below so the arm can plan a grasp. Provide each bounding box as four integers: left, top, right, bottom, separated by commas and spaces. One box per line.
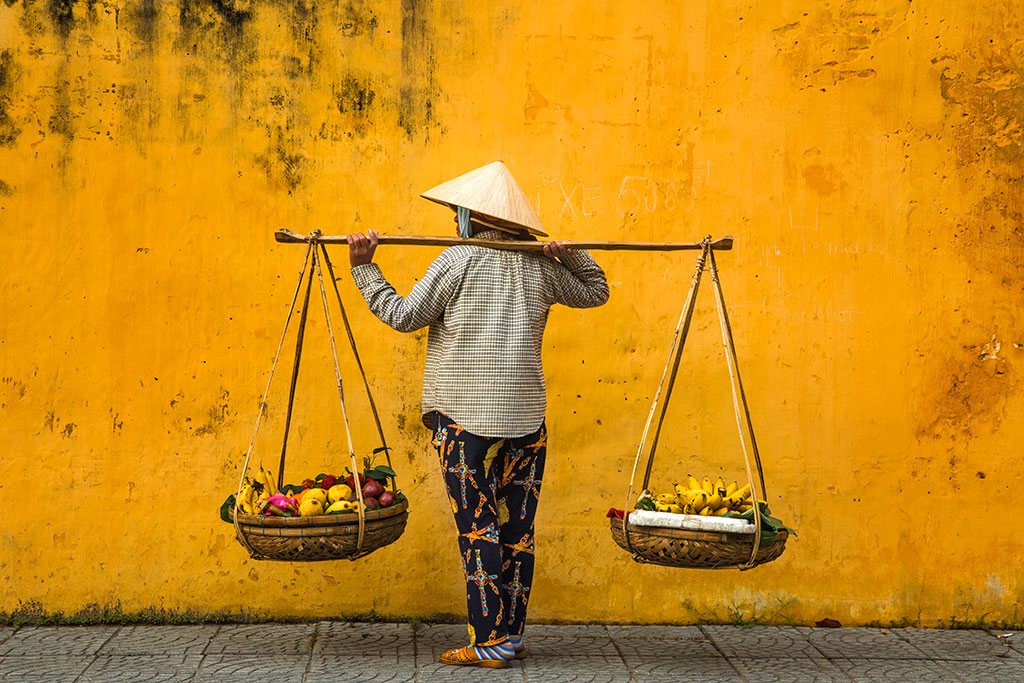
1, 0, 1022, 626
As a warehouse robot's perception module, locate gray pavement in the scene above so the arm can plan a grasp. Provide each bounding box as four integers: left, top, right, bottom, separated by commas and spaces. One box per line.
0, 623, 1022, 682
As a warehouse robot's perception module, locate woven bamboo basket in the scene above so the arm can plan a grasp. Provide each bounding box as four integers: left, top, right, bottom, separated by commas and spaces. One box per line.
609, 517, 787, 570
232, 499, 409, 562
613, 242, 790, 570
232, 238, 408, 562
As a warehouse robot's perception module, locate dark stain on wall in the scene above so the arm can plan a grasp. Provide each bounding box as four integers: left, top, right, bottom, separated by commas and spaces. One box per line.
334, 76, 375, 114
46, 0, 76, 39
127, 0, 158, 48
256, 125, 307, 193
0, 50, 21, 148
0, 179, 13, 196
399, 0, 437, 141
177, 0, 256, 68
337, 0, 378, 37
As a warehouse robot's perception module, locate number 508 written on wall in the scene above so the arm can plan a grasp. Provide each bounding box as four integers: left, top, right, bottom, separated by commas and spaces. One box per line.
615, 175, 698, 217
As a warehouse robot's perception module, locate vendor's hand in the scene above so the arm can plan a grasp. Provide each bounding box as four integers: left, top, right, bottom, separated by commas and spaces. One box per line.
543, 240, 572, 260
347, 230, 378, 267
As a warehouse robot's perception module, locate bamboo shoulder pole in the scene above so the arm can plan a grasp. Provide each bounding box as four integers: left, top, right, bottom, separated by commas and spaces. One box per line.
274, 228, 732, 252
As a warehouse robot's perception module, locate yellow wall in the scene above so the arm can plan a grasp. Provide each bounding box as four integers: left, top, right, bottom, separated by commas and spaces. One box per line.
1, 0, 1022, 626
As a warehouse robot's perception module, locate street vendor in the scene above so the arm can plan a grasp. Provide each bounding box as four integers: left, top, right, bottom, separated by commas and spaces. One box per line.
346, 161, 609, 669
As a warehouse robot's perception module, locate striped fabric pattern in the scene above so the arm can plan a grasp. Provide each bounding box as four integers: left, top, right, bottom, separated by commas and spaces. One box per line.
351, 229, 609, 438
474, 641, 514, 661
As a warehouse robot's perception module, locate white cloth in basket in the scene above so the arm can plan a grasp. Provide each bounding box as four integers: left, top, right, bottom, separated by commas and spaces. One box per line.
628, 510, 755, 534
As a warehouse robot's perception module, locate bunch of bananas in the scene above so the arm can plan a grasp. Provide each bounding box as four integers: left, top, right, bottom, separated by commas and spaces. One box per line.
646, 475, 753, 516
236, 464, 278, 515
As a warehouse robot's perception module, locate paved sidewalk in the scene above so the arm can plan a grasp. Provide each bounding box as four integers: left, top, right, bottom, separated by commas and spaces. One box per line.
0, 623, 1022, 681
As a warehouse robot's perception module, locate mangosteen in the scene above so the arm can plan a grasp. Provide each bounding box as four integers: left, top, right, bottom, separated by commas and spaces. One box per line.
363, 497, 381, 510
362, 480, 385, 499
379, 491, 396, 507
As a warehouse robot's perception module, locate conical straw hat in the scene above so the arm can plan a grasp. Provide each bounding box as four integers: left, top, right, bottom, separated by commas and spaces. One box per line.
421, 161, 548, 237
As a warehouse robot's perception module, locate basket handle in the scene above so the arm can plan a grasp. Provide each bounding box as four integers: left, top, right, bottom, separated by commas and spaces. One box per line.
318, 243, 397, 490
312, 246, 368, 554
623, 240, 710, 524
707, 249, 765, 568
234, 239, 316, 559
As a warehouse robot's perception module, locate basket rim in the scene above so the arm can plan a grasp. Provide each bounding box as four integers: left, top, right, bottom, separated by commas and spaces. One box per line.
232, 498, 408, 527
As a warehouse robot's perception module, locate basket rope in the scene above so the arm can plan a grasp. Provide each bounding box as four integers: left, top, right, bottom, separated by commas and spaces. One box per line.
620, 237, 772, 570
233, 232, 395, 560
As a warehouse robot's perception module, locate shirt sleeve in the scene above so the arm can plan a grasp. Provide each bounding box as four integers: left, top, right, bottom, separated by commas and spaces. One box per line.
545, 249, 610, 309
351, 253, 462, 332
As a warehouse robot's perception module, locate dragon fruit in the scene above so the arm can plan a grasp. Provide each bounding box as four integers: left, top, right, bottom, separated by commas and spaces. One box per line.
258, 494, 299, 516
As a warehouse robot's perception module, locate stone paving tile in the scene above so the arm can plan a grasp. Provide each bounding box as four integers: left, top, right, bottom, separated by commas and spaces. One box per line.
205, 623, 315, 655
0, 655, 94, 682
608, 625, 708, 640
520, 626, 618, 657
77, 654, 204, 682
612, 633, 721, 660
831, 658, 960, 682
623, 656, 743, 682
730, 656, 853, 682
314, 622, 414, 656
0, 628, 14, 646
99, 625, 219, 656
415, 660, 526, 681
941, 657, 1024, 682
805, 627, 929, 660
0, 626, 119, 656
306, 654, 415, 682
702, 625, 823, 660
997, 630, 1024, 657
192, 654, 310, 681
521, 654, 632, 682
892, 627, 1024, 661
414, 623, 468, 646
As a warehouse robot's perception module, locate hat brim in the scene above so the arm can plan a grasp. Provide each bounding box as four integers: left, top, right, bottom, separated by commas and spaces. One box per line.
422, 196, 549, 237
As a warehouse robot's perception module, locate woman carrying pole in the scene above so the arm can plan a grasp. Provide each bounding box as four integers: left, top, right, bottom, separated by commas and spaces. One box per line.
345, 161, 609, 668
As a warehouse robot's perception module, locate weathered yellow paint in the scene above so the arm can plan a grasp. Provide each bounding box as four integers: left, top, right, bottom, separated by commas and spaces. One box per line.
1, 1, 1022, 626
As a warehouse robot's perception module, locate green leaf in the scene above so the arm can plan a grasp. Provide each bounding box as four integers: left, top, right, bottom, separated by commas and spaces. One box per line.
314, 473, 329, 482
394, 492, 407, 503
634, 498, 656, 511
219, 494, 236, 524
366, 470, 388, 481
372, 446, 392, 455
281, 484, 304, 496
373, 465, 397, 477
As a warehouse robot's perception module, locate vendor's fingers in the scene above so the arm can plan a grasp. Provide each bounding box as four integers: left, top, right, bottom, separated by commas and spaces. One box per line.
368, 230, 379, 247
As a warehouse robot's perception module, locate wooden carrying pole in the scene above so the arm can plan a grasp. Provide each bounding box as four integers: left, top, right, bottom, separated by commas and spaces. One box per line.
275, 228, 732, 252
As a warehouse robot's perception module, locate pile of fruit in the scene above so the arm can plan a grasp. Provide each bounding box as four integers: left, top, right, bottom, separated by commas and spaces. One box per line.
235, 457, 403, 518
636, 475, 754, 516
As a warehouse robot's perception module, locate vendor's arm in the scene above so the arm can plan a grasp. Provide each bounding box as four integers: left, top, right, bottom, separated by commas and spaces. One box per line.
543, 241, 610, 308
347, 231, 458, 332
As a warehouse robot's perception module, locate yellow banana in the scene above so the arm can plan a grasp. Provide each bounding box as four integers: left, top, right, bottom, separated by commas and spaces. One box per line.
699, 505, 713, 516
714, 477, 725, 492
654, 502, 672, 512
656, 493, 679, 505
687, 491, 708, 510
260, 466, 278, 496
666, 504, 683, 514
713, 506, 729, 516
736, 484, 751, 500
706, 493, 723, 508
726, 481, 738, 496
701, 477, 713, 494
237, 484, 253, 514
725, 492, 746, 508
687, 475, 701, 491
738, 503, 753, 512
682, 503, 695, 514
674, 483, 691, 499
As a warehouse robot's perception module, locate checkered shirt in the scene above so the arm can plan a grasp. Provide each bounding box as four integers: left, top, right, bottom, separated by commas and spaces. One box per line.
351, 229, 610, 438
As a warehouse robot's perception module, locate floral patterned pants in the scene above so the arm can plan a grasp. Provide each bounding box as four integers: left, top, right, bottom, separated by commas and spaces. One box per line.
433, 413, 547, 647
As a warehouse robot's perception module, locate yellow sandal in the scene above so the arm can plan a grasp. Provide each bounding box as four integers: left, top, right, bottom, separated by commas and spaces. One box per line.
438, 645, 511, 669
